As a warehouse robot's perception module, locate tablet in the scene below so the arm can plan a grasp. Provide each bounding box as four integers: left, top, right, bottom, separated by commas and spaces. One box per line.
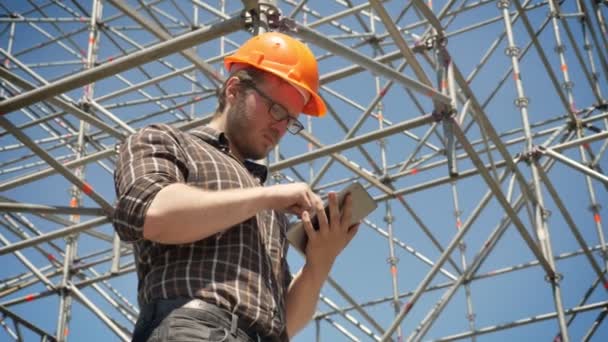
286, 182, 377, 254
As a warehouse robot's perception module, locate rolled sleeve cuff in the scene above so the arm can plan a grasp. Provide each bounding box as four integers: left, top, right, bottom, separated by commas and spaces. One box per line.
112, 174, 175, 242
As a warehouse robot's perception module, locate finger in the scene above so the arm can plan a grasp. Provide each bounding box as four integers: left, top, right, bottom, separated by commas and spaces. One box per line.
348, 222, 360, 234
301, 192, 313, 212
314, 195, 329, 233
302, 211, 316, 240
346, 223, 360, 243
288, 206, 304, 217
311, 192, 324, 211
341, 193, 354, 229
328, 192, 340, 229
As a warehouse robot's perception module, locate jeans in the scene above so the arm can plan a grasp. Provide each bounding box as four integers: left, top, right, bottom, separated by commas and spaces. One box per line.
132, 298, 262, 342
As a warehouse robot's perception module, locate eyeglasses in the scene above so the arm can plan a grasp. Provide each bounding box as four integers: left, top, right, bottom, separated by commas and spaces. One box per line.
244, 83, 304, 135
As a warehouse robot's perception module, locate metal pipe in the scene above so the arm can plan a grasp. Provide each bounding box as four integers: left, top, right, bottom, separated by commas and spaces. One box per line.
0, 15, 245, 115
0, 117, 114, 214
291, 22, 451, 104
0, 203, 106, 216
106, 0, 223, 85
0, 58, 126, 139
434, 300, 608, 341
270, 113, 435, 171
540, 146, 608, 184
0, 217, 108, 256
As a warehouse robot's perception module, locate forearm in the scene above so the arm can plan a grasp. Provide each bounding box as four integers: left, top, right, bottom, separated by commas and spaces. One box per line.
143, 183, 270, 244
285, 263, 331, 338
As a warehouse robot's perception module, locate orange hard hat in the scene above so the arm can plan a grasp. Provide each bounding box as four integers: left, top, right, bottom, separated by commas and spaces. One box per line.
224, 32, 326, 116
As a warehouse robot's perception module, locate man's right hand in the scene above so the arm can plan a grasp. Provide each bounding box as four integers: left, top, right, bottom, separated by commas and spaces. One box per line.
265, 183, 324, 217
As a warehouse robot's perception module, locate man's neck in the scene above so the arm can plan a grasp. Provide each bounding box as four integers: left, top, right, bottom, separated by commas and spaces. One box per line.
207, 118, 245, 162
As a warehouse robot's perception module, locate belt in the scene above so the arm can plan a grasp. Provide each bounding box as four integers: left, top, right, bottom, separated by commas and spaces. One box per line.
182, 299, 264, 342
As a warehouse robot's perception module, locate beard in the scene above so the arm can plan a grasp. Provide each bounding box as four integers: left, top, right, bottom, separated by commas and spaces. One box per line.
225, 94, 271, 160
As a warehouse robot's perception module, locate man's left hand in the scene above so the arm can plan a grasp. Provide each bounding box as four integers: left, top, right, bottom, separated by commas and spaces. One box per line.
301, 191, 360, 279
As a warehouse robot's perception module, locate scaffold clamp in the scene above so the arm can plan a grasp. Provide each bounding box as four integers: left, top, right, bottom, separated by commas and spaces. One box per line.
242, 1, 282, 31
497, 0, 511, 9
277, 17, 297, 33
520, 145, 544, 164
544, 272, 564, 284
431, 108, 456, 123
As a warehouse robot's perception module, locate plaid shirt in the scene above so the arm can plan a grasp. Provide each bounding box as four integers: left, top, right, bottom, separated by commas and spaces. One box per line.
113, 124, 292, 340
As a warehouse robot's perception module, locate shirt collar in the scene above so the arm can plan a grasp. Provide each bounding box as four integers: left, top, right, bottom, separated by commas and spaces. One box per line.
190, 126, 269, 183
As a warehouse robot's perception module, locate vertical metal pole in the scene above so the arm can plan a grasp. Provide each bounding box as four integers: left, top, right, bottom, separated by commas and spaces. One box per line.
499, 1, 570, 341
577, 129, 608, 271
450, 182, 477, 342
570, 0, 608, 277
576, 0, 604, 101
586, 0, 608, 78
56, 1, 103, 340
385, 202, 402, 341
0, 20, 15, 99
371, 20, 403, 338
304, 12, 315, 183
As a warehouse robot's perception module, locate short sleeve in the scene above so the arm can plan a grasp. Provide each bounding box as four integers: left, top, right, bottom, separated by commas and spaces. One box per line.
112, 124, 188, 242
282, 257, 294, 291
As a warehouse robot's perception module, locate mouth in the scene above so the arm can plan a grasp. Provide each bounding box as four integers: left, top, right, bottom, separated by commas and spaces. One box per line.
263, 131, 279, 145
262, 134, 275, 146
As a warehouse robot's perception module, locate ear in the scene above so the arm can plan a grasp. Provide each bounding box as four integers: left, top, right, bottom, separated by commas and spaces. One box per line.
224, 76, 241, 105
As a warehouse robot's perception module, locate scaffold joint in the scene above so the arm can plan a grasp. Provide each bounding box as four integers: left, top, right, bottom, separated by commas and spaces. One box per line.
242, 1, 282, 32
548, 11, 561, 19
423, 35, 447, 50
386, 256, 399, 265
541, 207, 552, 221
366, 35, 383, 45
68, 187, 81, 199
78, 100, 91, 112
588, 203, 602, 213
562, 81, 574, 90
497, 0, 511, 9
521, 145, 544, 164
514, 96, 529, 108
505, 46, 520, 57
595, 101, 608, 111
277, 17, 297, 33
432, 108, 456, 122
383, 213, 394, 224
379, 174, 392, 186
567, 118, 584, 131
271, 171, 283, 182
544, 272, 563, 284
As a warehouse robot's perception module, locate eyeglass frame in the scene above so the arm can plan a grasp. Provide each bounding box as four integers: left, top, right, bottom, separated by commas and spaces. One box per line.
239, 80, 305, 135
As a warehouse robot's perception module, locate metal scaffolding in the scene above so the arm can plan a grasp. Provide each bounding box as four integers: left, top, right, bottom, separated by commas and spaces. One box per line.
0, 0, 607, 341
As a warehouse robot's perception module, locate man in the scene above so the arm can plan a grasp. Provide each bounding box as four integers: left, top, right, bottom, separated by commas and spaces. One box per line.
113, 31, 360, 342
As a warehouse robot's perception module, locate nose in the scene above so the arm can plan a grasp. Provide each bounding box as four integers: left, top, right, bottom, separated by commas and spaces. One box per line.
270, 118, 289, 136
